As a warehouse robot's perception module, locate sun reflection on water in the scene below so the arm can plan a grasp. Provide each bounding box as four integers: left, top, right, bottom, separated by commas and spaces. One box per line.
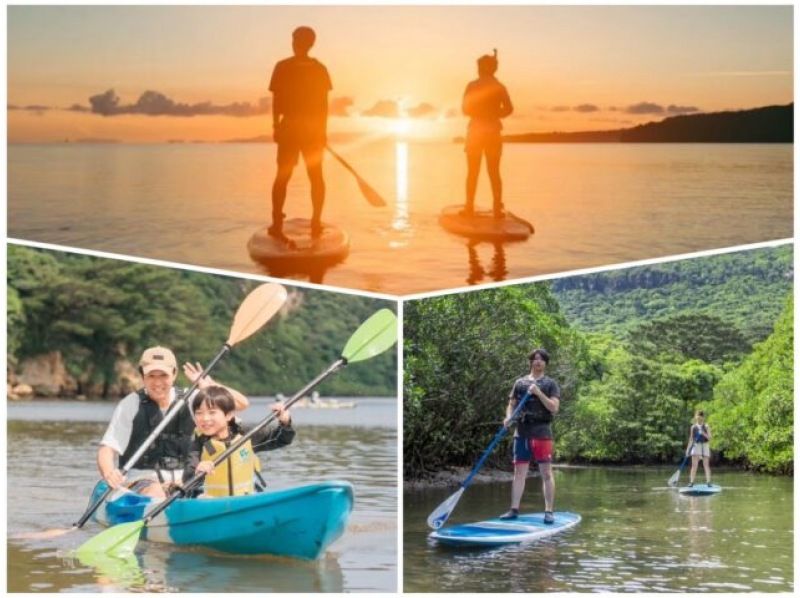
390, 142, 410, 247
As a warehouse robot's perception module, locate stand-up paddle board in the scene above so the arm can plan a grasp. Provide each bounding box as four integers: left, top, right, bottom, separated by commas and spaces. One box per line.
679, 484, 721, 496
430, 512, 580, 547
439, 205, 534, 241
248, 219, 349, 269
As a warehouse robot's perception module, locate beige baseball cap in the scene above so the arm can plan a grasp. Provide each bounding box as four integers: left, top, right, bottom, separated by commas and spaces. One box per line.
139, 346, 177, 375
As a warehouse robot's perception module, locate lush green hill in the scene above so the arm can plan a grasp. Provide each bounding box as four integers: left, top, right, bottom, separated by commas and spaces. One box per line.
7, 245, 397, 398
552, 245, 792, 344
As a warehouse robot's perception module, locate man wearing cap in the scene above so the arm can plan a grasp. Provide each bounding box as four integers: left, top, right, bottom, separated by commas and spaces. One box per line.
501, 348, 561, 524
97, 346, 249, 497
268, 26, 333, 242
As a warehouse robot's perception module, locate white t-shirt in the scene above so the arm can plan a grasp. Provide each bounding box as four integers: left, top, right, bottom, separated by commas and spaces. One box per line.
100, 387, 182, 456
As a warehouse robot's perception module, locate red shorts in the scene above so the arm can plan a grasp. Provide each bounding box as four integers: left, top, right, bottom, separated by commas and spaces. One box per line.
513, 436, 553, 464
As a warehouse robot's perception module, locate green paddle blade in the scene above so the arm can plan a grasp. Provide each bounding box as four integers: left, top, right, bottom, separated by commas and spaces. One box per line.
342, 309, 398, 363
76, 520, 144, 558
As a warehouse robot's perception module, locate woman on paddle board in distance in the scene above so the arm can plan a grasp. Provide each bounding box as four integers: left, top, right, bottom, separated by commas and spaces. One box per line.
269, 26, 332, 244
183, 386, 295, 497
501, 348, 561, 524
97, 346, 249, 499
686, 410, 712, 487
462, 49, 514, 219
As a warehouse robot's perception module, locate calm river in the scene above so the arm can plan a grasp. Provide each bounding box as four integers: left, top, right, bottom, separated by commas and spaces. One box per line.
8, 142, 792, 294
7, 397, 397, 592
404, 467, 793, 592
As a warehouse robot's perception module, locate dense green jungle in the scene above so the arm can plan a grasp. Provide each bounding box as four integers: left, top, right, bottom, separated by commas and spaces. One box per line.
7, 245, 397, 397
404, 245, 793, 478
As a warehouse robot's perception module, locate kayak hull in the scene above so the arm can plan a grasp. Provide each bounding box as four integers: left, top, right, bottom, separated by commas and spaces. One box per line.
679, 483, 721, 496
430, 511, 581, 547
91, 481, 354, 559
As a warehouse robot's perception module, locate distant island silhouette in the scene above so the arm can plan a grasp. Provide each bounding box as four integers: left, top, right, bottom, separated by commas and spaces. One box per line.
503, 104, 792, 143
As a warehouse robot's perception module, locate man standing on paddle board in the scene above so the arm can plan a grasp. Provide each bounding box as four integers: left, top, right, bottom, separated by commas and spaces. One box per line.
97, 346, 249, 498
501, 348, 561, 524
269, 26, 332, 242
462, 49, 513, 219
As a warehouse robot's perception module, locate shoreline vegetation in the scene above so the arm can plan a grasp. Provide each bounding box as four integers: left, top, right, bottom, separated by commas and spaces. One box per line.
404, 246, 793, 480
7, 245, 397, 400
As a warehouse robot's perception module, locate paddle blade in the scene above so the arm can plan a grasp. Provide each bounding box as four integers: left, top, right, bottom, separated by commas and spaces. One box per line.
355, 176, 386, 207
227, 283, 288, 346
342, 309, 398, 363
76, 520, 144, 558
667, 469, 681, 487
427, 487, 464, 530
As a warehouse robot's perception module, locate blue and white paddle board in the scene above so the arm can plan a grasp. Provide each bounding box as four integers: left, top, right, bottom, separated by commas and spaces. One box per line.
679, 484, 721, 496
429, 512, 581, 547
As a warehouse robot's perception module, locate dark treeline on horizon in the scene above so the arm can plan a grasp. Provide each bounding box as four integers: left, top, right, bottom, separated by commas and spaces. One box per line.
504, 104, 793, 143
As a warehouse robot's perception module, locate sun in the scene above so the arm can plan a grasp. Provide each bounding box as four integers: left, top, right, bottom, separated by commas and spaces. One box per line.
391, 118, 412, 137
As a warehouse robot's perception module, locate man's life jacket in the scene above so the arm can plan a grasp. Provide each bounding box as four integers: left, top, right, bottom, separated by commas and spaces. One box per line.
119, 388, 195, 471
200, 435, 262, 497
520, 378, 554, 424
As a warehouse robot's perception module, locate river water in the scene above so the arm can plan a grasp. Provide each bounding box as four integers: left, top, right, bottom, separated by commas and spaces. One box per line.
8, 142, 792, 294
7, 397, 398, 592
404, 467, 793, 592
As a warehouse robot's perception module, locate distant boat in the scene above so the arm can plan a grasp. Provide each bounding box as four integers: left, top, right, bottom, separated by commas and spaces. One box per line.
275, 391, 356, 409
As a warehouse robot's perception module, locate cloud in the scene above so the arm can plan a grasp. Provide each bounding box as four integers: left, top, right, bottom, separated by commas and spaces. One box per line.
574, 103, 599, 113
8, 104, 52, 115
329, 96, 354, 117
625, 102, 665, 115
407, 102, 437, 118
667, 104, 701, 115
445, 108, 459, 118
361, 100, 400, 118
88, 89, 271, 117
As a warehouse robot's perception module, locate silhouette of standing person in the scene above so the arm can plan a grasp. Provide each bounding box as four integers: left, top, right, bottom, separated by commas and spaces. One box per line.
269, 26, 332, 242
462, 49, 513, 219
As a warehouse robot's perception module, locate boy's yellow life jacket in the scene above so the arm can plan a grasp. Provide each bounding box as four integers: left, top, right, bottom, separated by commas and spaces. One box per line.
200, 435, 262, 497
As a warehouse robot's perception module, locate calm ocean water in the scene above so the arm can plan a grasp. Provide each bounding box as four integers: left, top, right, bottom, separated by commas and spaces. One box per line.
8, 142, 792, 294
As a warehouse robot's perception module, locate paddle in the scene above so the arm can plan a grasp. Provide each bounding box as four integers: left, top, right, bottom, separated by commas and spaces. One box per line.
427, 389, 534, 530
326, 146, 386, 207
76, 308, 397, 559
24, 283, 287, 541
668, 441, 695, 487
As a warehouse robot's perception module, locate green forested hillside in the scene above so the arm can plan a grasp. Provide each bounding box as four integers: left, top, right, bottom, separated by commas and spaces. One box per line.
552, 245, 792, 343
7, 245, 397, 397
405, 246, 793, 478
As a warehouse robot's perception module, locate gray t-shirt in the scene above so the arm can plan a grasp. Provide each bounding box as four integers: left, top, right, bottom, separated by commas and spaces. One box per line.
509, 375, 561, 439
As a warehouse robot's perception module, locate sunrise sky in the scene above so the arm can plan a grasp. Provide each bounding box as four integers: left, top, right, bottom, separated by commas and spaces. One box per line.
7, 5, 793, 143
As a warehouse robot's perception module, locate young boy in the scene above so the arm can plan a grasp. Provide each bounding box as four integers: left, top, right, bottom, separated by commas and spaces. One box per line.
686, 410, 712, 486
185, 386, 295, 497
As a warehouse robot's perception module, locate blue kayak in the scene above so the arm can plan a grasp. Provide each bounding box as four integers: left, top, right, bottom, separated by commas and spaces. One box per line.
679, 483, 721, 496
90, 480, 354, 559
430, 512, 581, 547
